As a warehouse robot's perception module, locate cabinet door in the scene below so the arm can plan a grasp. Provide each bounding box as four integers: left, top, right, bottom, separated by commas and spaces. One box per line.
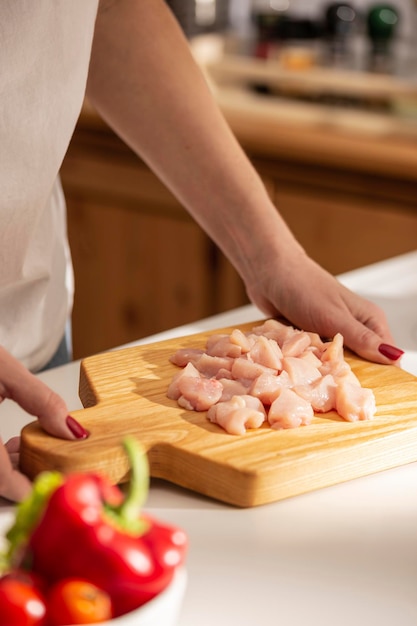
67, 198, 220, 358
256, 162, 417, 275
62, 133, 248, 358
276, 188, 417, 275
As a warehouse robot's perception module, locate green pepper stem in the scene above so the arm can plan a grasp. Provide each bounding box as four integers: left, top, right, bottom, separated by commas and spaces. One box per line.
105, 437, 150, 533
3, 471, 64, 570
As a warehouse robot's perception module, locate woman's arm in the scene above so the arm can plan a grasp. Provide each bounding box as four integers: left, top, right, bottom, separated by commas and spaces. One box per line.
86, 0, 402, 365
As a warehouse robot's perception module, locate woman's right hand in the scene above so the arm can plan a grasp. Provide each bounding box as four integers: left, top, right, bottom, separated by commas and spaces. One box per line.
0, 347, 88, 502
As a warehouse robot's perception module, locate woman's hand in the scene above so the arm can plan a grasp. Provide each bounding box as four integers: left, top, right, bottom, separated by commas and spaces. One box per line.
245, 248, 403, 365
0, 347, 88, 502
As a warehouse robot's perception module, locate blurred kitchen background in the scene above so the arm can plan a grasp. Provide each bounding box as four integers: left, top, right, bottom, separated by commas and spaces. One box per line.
61, 1, 417, 359
167, 0, 416, 74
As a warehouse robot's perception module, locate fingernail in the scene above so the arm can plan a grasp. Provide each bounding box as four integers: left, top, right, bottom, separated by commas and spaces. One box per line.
66, 415, 89, 439
378, 343, 404, 361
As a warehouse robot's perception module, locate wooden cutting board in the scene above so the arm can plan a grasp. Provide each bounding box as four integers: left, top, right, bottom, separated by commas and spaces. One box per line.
20, 321, 417, 507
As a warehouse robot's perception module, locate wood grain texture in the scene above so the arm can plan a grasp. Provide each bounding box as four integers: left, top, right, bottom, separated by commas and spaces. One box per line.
20, 322, 417, 507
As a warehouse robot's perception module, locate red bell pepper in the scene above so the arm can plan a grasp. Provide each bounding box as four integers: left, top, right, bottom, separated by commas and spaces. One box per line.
6, 438, 187, 617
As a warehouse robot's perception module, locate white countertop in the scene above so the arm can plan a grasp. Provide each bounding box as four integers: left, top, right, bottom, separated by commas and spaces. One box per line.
1, 251, 417, 625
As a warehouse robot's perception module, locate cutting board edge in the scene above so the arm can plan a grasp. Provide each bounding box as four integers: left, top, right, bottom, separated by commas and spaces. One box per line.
20, 415, 417, 508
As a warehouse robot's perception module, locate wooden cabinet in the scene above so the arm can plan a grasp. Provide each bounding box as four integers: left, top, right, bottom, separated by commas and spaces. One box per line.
253, 157, 417, 276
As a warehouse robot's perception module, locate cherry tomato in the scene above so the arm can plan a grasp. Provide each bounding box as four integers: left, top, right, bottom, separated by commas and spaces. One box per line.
2, 568, 47, 593
0, 572, 47, 625
47, 578, 113, 625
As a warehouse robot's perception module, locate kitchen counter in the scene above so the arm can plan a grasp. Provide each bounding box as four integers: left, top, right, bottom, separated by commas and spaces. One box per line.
1, 251, 417, 625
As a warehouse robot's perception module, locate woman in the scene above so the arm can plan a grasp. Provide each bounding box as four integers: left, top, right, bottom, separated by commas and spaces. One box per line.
0, 0, 403, 500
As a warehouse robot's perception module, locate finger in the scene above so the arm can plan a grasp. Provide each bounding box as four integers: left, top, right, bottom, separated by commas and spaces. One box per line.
332, 289, 404, 364
0, 438, 32, 502
0, 347, 87, 440
5, 437, 21, 470
342, 323, 403, 365
328, 302, 403, 365
5, 436, 20, 454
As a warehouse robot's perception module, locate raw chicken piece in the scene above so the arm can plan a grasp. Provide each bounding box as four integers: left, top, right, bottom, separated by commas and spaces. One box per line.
207, 395, 266, 435
231, 357, 277, 381
268, 388, 314, 429
206, 334, 242, 358
194, 353, 233, 378
250, 371, 292, 405
298, 349, 322, 368
305, 331, 326, 351
167, 362, 200, 400
215, 368, 233, 380
169, 348, 204, 368
241, 394, 268, 412
337, 368, 361, 387
218, 378, 250, 402
230, 328, 252, 353
320, 333, 350, 377
282, 356, 322, 386
252, 319, 294, 345
248, 335, 283, 370
335, 379, 376, 422
294, 374, 337, 413
177, 375, 223, 412
281, 332, 311, 357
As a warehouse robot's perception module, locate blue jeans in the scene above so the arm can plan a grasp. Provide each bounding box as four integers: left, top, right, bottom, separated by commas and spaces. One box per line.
40, 323, 72, 371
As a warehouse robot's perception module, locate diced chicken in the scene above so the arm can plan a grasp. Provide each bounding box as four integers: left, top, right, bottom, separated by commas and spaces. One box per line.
281, 331, 311, 357
305, 331, 326, 351
215, 368, 233, 380
167, 362, 200, 400
282, 356, 322, 386
241, 395, 268, 414
230, 328, 252, 353
207, 395, 266, 435
194, 353, 233, 378
177, 375, 223, 412
335, 379, 376, 422
320, 333, 350, 377
167, 320, 377, 434
248, 335, 283, 370
218, 378, 251, 402
298, 349, 322, 368
252, 319, 294, 345
206, 334, 242, 358
294, 374, 337, 413
336, 368, 361, 387
169, 348, 205, 368
231, 357, 277, 381
322, 332, 344, 362
249, 371, 292, 405
268, 388, 314, 429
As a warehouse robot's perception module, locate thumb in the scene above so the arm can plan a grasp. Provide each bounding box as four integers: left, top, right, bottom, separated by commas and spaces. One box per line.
0, 437, 32, 502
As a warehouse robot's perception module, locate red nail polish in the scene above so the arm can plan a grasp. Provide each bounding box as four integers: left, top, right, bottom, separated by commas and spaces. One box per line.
378, 343, 404, 361
66, 415, 89, 439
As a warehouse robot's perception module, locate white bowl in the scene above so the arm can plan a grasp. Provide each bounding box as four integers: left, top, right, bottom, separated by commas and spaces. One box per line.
88, 568, 187, 626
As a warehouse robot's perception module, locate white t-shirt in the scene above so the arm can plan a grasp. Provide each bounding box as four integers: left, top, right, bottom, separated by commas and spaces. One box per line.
0, 1, 99, 371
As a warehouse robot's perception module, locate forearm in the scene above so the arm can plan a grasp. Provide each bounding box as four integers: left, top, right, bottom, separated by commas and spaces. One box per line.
87, 0, 304, 288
